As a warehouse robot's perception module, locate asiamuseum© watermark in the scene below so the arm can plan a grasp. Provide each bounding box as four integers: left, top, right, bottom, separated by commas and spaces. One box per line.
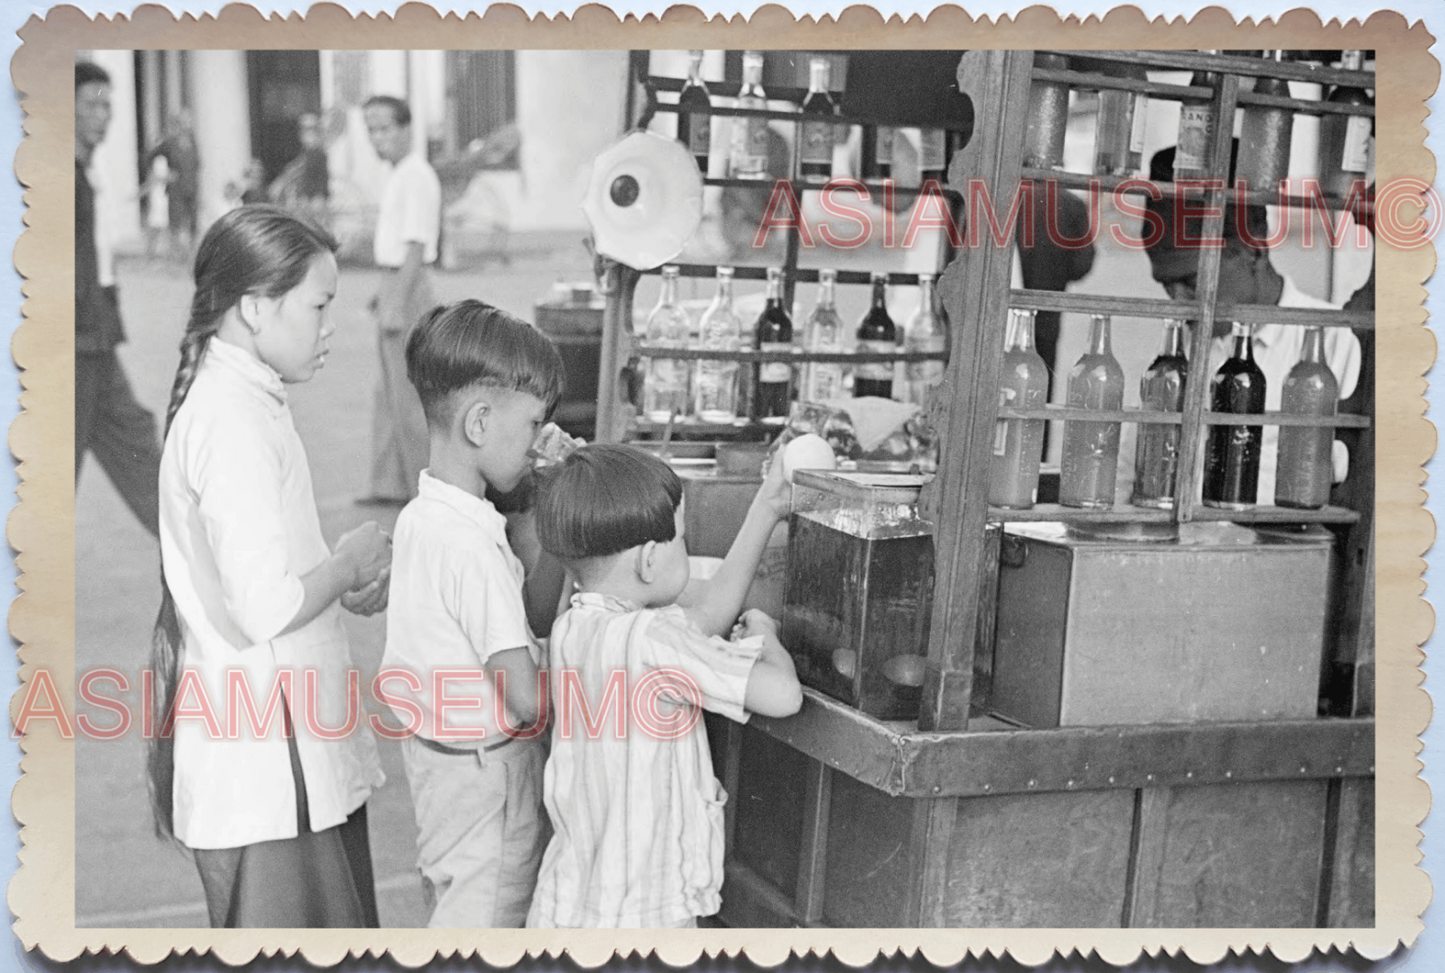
749, 176, 1439, 251
12, 666, 710, 743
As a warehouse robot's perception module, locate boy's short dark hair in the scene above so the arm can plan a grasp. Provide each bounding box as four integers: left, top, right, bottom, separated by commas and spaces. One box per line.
76, 60, 110, 89
535, 445, 683, 561
405, 299, 565, 426
1143, 141, 1271, 284
363, 94, 411, 128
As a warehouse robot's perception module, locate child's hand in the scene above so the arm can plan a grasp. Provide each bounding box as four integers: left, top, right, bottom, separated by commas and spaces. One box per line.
752, 447, 792, 522
342, 567, 390, 616
733, 609, 779, 642
529, 422, 584, 470
337, 521, 392, 589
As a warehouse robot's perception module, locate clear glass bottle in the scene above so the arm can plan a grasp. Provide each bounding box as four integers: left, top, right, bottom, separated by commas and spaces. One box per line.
694, 267, 742, 422
853, 272, 896, 400
905, 274, 947, 405
1238, 51, 1294, 194
1023, 52, 1070, 169
752, 267, 794, 421
1173, 52, 1219, 183
730, 51, 769, 180
988, 309, 1050, 509
1275, 327, 1339, 509
803, 269, 845, 402
1059, 313, 1125, 508
1093, 63, 1148, 177
798, 56, 838, 184
1203, 321, 1268, 508
642, 265, 692, 422
1131, 318, 1189, 509
1317, 50, 1373, 201
676, 50, 712, 174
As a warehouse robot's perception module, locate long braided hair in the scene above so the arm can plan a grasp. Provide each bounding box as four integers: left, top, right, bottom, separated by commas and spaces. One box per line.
148, 205, 337, 839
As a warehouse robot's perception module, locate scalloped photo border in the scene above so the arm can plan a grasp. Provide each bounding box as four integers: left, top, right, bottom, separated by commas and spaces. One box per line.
8, 3, 1435, 967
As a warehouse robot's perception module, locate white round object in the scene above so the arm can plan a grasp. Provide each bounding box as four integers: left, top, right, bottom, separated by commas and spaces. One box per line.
581, 131, 703, 270
781, 433, 838, 483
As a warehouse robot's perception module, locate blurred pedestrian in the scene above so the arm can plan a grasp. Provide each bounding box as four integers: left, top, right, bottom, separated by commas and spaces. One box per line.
144, 110, 200, 258
74, 59, 162, 536
270, 113, 331, 226
148, 205, 390, 928
359, 95, 440, 504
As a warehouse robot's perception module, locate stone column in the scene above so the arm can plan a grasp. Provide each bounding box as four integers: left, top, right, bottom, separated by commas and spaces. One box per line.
186, 49, 251, 231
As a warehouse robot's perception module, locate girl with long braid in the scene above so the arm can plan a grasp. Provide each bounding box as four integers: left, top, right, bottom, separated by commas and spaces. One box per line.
149, 205, 391, 927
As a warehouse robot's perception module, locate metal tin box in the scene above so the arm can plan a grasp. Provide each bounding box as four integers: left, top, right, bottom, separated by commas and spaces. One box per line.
781, 471, 935, 720
991, 522, 1332, 728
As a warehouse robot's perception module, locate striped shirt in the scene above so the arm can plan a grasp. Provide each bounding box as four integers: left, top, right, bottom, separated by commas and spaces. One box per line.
526, 592, 763, 928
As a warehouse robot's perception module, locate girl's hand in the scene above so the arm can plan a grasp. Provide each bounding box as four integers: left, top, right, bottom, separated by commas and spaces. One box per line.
337, 521, 392, 589
341, 567, 390, 616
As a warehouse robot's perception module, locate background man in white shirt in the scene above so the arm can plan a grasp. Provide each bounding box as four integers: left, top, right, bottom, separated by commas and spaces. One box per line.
361, 95, 441, 504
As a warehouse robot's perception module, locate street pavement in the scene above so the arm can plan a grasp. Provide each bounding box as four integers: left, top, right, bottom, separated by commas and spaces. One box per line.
74, 233, 596, 928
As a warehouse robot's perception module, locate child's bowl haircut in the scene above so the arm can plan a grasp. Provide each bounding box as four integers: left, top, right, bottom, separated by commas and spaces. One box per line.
405, 299, 565, 426
535, 444, 683, 561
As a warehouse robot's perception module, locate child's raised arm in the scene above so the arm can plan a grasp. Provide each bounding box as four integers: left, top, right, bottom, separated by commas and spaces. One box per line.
678, 453, 791, 638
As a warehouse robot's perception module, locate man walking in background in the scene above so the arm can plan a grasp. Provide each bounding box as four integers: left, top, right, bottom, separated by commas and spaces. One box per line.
360, 94, 440, 504
74, 60, 162, 536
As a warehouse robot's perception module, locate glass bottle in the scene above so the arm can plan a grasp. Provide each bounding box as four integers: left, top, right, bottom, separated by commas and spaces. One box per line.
803, 269, 845, 402
1023, 52, 1070, 169
988, 309, 1050, 509
853, 272, 896, 399
1317, 50, 1373, 201
1131, 318, 1189, 509
1203, 321, 1268, 508
905, 274, 947, 405
798, 56, 838, 184
1174, 52, 1219, 183
862, 125, 894, 181
1275, 327, 1339, 509
920, 76, 971, 186
676, 50, 712, 174
1093, 63, 1148, 177
1059, 314, 1125, 508
1238, 51, 1294, 194
642, 265, 692, 422
694, 267, 742, 422
752, 267, 794, 421
730, 51, 769, 180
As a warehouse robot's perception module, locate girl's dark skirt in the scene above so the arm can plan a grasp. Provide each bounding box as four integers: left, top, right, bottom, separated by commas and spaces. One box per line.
191, 713, 379, 928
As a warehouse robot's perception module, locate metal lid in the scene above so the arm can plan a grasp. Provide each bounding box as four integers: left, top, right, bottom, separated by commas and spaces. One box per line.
791, 469, 930, 503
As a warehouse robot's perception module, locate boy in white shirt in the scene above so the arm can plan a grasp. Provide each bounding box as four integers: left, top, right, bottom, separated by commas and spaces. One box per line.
526, 444, 803, 928
381, 300, 566, 927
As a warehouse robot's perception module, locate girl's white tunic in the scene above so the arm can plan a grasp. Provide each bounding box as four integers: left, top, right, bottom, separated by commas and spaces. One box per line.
158, 338, 384, 850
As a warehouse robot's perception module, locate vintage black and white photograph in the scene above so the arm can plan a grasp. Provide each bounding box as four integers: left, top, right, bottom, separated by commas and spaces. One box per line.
57, 36, 1384, 937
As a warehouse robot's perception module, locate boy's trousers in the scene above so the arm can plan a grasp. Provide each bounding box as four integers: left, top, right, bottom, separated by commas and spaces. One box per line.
401, 733, 549, 928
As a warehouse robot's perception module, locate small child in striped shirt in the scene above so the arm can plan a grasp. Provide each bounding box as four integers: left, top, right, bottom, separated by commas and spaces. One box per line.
526, 444, 803, 928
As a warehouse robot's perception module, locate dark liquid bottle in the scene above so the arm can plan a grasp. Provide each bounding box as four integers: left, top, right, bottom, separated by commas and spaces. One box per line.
1023, 52, 1070, 169
989, 309, 1050, 509
675, 49, 712, 174
853, 272, 896, 399
1318, 50, 1373, 201
1059, 314, 1125, 508
1203, 321, 1267, 508
799, 57, 838, 183
753, 266, 794, 421
1238, 51, 1293, 195
1132, 318, 1189, 509
861, 125, 893, 181
1275, 327, 1338, 509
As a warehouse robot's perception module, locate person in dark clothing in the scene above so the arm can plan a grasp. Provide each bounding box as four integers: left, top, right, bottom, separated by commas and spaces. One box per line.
75, 60, 162, 536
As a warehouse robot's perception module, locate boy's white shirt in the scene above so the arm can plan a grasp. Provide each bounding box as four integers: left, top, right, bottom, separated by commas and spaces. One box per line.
159, 338, 384, 849
381, 469, 541, 746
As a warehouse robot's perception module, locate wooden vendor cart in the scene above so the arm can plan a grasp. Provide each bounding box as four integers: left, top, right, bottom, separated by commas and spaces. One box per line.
591, 48, 1375, 928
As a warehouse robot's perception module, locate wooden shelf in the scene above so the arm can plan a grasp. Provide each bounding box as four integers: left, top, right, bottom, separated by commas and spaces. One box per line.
1016, 166, 1376, 217
987, 502, 1360, 525
642, 264, 932, 286
1008, 286, 1373, 330
998, 406, 1369, 428
749, 688, 1374, 799
1047, 49, 1374, 88
635, 345, 947, 364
